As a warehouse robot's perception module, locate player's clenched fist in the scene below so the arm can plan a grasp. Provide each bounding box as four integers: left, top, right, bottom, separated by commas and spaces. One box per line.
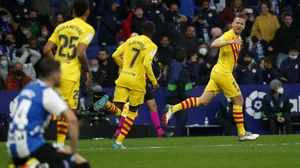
153, 83, 160, 92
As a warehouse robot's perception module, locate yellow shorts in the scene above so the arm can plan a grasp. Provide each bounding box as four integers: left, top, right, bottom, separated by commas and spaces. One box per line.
113, 85, 146, 107
204, 71, 241, 98
55, 78, 80, 109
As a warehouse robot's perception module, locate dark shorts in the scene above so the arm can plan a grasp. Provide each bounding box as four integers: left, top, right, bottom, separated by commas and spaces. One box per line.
12, 143, 78, 168
144, 85, 154, 101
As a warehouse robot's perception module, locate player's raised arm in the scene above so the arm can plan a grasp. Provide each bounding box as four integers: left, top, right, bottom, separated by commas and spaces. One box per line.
77, 27, 95, 87
211, 35, 242, 48
43, 27, 59, 58
112, 41, 126, 68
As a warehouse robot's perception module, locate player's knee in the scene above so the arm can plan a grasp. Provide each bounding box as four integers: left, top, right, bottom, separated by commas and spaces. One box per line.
148, 102, 157, 111
199, 97, 209, 106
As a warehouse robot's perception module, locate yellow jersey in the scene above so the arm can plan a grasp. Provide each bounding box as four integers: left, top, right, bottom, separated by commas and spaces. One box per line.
48, 18, 95, 81
212, 29, 241, 75
113, 35, 158, 91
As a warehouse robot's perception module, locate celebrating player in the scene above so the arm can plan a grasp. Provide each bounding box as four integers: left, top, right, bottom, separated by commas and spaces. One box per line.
94, 21, 159, 148
7, 58, 90, 168
43, 0, 94, 145
163, 13, 259, 141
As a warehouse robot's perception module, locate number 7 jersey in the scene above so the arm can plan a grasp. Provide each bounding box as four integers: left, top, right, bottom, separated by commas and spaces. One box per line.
48, 18, 95, 82
114, 35, 158, 91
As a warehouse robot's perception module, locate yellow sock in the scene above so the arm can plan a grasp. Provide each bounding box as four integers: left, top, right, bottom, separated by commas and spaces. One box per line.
172, 97, 201, 113
57, 121, 68, 144
233, 105, 246, 136
51, 115, 57, 121
105, 101, 122, 116
116, 110, 136, 144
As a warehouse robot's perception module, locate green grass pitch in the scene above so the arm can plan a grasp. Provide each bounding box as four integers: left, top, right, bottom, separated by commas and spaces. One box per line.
1, 135, 300, 168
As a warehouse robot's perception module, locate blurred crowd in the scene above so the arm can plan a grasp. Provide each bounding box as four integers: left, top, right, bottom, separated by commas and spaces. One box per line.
1, 0, 300, 91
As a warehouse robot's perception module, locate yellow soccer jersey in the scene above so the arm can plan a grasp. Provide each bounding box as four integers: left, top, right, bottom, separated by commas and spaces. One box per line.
49, 18, 95, 81
212, 29, 241, 74
112, 35, 158, 91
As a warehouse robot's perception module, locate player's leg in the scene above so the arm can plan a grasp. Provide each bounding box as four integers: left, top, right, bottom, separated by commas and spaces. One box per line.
113, 89, 145, 148
114, 103, 129, 138
31, 143, 90, 168
163, 77, 220, 125
219, 75, 259, 140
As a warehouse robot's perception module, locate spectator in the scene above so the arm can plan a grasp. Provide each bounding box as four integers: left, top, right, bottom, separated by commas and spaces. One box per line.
207, 27, 222, 64
12, 46, 41, 80
270, 12, 300, 67
258, 57, 265, 71
0, 55, 9, 82
262, 56, 280, 84
165, 2, 188, 41
131, 5, 147, 36
279, 46, 300, 84
179, 0, 199, 19
241, 8, 255, 47
52, 13, 64, 27
157, 36, 174, 66
234, 51, 263, 84
0, 8, 19, 33
99, 0, 119, 46
186, 51, 199, 86
262, 79, 293, 134
6, 62, 31, 90
248, 36, 264, 62
89, 58, 106, 88
251, 1, 280, 55
27, 9, 40, 37
176, 26, 201, 52
0, 33, 17, 65
97, 48, 119, 87
14, 20, 32, 48
37, 25, 50, 49
194, 0, 220, 41
220, 0, 244, 26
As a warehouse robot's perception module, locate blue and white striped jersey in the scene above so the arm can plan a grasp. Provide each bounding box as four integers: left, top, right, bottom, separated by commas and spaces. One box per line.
7, 79, 68, 158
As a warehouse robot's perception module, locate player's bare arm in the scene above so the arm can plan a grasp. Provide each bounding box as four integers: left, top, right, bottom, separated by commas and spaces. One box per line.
62, 109, 79, 153
43, 41, 56, 58
77, 43, 92, 87
211, 38, 242, 49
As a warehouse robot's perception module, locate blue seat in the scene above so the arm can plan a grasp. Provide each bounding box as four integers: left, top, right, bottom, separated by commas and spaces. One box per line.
86, 44, 101, 59
91, 19, 101, 45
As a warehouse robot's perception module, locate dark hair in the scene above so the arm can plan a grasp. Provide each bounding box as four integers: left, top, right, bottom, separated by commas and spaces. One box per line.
175, 48, 187, 62
39, 58, 61, 78
258, 58, 265, 64
244, 50, 254, 58
134, 4, 143, 11
142, 21, 156, 35
187, 50, 197, 60
5, 33, 15, 39
99, 47, 108, 54
283, 12, 293, 19
28, 9, 38, 15
235, 12, 246, 20
73, 0, 89, 17
251, 36, 259, 43
264, 56, 273, 64
260, 1, 275, 15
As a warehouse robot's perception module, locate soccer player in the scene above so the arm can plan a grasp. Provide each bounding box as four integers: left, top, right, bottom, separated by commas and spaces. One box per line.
7, 58, 90, 168
43, 0, 94, 145
95, 21, 159, 148
163, 13, 259, 141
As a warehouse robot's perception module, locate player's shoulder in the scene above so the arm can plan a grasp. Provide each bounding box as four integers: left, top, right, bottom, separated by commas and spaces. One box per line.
219, 30, 234, 40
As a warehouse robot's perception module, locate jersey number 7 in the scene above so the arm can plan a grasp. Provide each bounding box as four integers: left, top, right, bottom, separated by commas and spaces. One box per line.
129, 48, 140, 68
58, 35, 79, 59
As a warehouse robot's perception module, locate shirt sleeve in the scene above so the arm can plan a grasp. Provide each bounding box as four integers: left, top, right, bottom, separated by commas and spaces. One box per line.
143, 45, 158, 85
79, 26, 95, 46
48, 27, 59, 45
42, 87, 69, 116
112, 40, 127, 68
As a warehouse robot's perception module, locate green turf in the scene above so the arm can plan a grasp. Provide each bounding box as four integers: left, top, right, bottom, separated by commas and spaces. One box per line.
1, 135, 300, 168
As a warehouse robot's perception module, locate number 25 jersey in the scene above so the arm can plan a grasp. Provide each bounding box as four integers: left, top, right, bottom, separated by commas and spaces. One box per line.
49, 18, 95, 82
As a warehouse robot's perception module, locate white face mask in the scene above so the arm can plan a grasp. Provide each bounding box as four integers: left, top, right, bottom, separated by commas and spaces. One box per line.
199, 48, 208, 55
289, 55, 297, 60
277, 87, 284, 94
227, 98, 231, 103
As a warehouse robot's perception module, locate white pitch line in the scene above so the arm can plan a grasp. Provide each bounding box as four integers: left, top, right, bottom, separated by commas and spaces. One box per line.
78, 142, 300, 151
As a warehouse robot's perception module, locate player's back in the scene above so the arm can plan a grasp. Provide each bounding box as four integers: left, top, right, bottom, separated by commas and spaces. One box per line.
49, 18, 95, 82
213, 29, 241, 74
116, 35, 157, 91
7, 80, 59, 158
